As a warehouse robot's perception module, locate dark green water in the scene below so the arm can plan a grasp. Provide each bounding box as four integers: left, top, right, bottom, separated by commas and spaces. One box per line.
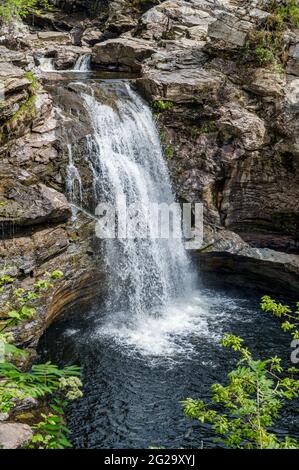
39, 281, 299, 449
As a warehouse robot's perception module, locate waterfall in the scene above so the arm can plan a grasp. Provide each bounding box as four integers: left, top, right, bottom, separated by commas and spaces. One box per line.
66, 143, 83, 212
39, 57, 55, 72
79, 82, 195, 318
39, 55, 91, 73
73, 54, 91, 72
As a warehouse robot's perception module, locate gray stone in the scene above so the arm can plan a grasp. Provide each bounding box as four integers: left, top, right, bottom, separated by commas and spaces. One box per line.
37, 31, 71, 43
207, 12, 253, 48
0, 423, 33, 449
219, 104, 266, 151
138, 67, 222, 103
194, 230, 299, 296
92, 37, 156, 72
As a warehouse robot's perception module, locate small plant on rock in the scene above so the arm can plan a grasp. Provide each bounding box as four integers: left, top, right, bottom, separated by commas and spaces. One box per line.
152, 100, 174, 112
271, 0, 299, 29
0, 0, 50, 22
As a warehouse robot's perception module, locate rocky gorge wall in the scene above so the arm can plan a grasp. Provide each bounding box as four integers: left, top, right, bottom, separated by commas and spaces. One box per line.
90, 0, 299, 293
0, 0, 299, 358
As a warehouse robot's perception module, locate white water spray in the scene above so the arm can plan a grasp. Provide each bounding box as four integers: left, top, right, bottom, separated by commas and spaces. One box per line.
39, 57, 55, 72
73, 54, 91, 72
69, 82, 205, 357
81, 83, 194, 317
66, 143, 83, 210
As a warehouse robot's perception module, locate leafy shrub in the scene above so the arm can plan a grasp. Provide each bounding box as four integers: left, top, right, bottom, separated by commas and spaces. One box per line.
152, 100, 174, 112
272, 0, 299, 29
0, 361, 82, 413
164, 146, 174, 158
264, 14, 285, 32
261, 295, 299, 339
0, 275, 14, 287
182, 334, 299, 449
0, 270, 63, 337
182, 294, 299, 449
27, 404, 72, 449
243, 30, 284, 67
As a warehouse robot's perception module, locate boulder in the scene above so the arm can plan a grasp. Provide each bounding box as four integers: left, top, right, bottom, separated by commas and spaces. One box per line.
0, 423, 33, 449
92, 37, 156, 72
0, 226, 69, 275
0, 181, 72, 229
0, 46, 29, 68
82, 28, 105, 46
287, 41, 299, 77
37, 31, 71, 43
106, 0, 138, 34
139, 0, 215, 40
138, 64, 223, 103
54, 48, 79, 69
219, 104, 266, 151
207, 12, 253, 50
243, 69, 286, 97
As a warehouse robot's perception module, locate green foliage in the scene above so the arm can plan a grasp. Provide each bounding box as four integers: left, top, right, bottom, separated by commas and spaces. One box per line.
0, 270, 81, 449
0, 274, 14, 286
0, 71, 39, 140
50, 270, 64, 280
25, 71, 39, 92
0, 0, 50, 22
271, 0, 299, 29
182, 334, 299, 449
27, 405, 72, 449
164, 146, 174, 158
243, 30, 284, 67
261, 295, 299, 340
0, 270, 65, 339
152, 100, 174, 112
7, 305, 36, 324
0, 361, 82, 413
264, 14, 285, 32
0, 332, 27, 362
0, 271, 65, 366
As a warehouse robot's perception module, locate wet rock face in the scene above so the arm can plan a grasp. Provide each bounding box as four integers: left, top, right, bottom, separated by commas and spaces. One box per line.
0, 181, 71, 230
0, 33, 105, 351
194, 229, 299, 297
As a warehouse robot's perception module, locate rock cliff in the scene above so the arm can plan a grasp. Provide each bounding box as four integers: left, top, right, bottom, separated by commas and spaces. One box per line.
0, 0, 299, 355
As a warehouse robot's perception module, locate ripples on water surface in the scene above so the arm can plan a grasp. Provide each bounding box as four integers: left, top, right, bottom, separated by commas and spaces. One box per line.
39, 283, 299, 449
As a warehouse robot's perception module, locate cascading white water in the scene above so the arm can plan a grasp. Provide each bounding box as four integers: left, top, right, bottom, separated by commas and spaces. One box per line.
66, 81, 208, 357
66, 143, 83, 211
39, 54, 91, 73
73, 54, 91, 72
39, 57, 55, 72
81, 83, 194, 319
